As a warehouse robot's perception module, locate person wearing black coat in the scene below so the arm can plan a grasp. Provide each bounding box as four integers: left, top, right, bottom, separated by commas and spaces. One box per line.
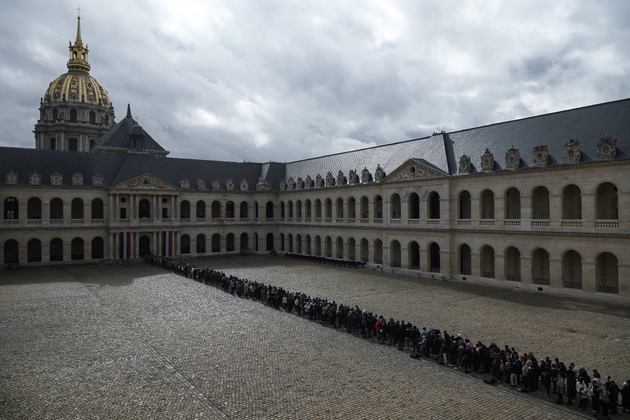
566, 369, 577, 405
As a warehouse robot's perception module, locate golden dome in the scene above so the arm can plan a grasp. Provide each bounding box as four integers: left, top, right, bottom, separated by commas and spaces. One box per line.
42, 13, 112, 108
44, 72, 112, 107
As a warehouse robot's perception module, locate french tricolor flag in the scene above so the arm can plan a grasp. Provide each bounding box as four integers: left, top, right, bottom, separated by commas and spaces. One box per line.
119, 232, 131, 259
162, 231, 173, 256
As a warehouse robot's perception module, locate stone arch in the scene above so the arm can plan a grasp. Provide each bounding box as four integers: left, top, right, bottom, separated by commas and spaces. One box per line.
240, 201, 249, 219
139, 235, 151, 256
266, 201, 274, 218
296, 234, 302, 253
325, 198, 333, 219
50, 198, 63, 220
428, 192, 440, 219
375, 195, 383, 219
280, 201, 286, 219
336, 236, 344, 259
240, 233, 249, 251
196, 200, 206, 219
226, 201, 235, 219
288, 201, 294, 219
287, 233, 294, 252
314, 199, 321, 219
138, 198, 150, 219
303, 234, 310, 254
348, 197, 356, 219
325, 236, 332, 257
266, 233, 274, 251
336, 197, 344, 219
211, 200, 220, 218
361, 196, 369, 219
315, 235, 321, 256
71, 198, 84, 220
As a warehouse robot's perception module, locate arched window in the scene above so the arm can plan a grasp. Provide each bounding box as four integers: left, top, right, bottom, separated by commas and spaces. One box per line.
266, 233, 274, 251
374, 239, 383, 264
226, 201, 234, 219
288, 234, 294, 252
409, 241, 420, 269
288, 201, 294, 219
296, 200, 302, 219
92, 237, 104, 259
196, 200, 206, 219
3, 239, 19, 264
91, 198, 104, 219
138, 199, 150, 219
347, 237, 355, 261
27, 197, 42, 220
315, 236, 322, 256
212, 234, 220, 252
266, 201, 274, 219
52, 109, 58, 121
325, 236, 332, 257
50, 198, 63, 220
226, 233, 235, 252
50, 238, 63, 261
314, 199, 322, 219
180, 200, 190, 219
505, 247, 521, 281
240, 233, 249, 251
531, 187, 550, 220
28, 238, 42, 262
89, 111, 96, 124
459, 244, 471, 275
280, 202, 285, 219
336, 237, 344, 259
596, 182, 618, 220
280, 233, 285, 252
180, 235, 190, 254
504, 188, 521, 219
71, 198, 84, 220
481, 190, 494, 219
240, 201, 248, 219
70, 109, 77, 122
409, 192, 420, 219
562, 250, 582, 289
429, 242, 440, 272
361, 196, 369, 219
325, 199, 332, 219
391, 194, 401, 219
254, 201, 259, 219
532, 248, 550, 285
596, 252, 618, 294
304, 200, 311, 219
211, 201, 220, 218
459, 191, 471, 219
375, 196, 383, 219
360, 238, 369, 263
480, 245, 495, 278
390, 240, 401, 267
71, 237, 84, 260
336, 198, 344, 219
69, 138, 78, 151
428, 192, 440, 219
302, 234, 309, 254
562, 185, 582, 219
197, 234, 206, 253
348, 197, 356, 219
4, 197, 18, 219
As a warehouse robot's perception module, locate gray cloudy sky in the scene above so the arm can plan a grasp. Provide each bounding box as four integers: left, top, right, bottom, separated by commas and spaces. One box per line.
1, 0, 629, 163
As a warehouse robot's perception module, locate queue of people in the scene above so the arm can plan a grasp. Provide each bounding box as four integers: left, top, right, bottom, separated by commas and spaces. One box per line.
144, 254, 630, 417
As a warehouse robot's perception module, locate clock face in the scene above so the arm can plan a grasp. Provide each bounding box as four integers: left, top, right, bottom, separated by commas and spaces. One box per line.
142, 177, 151, 187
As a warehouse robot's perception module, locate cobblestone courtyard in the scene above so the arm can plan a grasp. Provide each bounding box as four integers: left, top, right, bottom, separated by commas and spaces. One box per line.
1, 255, 629, 419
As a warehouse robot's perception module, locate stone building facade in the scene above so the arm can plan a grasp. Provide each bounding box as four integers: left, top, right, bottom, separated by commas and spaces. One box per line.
1, 15, 629, 302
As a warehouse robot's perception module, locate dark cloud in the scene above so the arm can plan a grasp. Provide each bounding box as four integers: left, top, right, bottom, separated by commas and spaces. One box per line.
1, 0, 629, 161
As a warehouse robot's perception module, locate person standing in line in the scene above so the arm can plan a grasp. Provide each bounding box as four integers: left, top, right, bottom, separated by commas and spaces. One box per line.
556, 373, 565, 404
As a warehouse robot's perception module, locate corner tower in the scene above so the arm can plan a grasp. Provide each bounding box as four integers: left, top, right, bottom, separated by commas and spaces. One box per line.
34, 11, 116, 152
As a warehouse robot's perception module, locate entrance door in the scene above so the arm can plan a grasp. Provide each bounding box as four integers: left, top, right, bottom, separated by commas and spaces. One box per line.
139, 235, 151, 256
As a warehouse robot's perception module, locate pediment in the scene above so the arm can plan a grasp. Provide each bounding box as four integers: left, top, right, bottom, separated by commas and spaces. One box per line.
383, 159, 448, 183
111, 173, 177, 191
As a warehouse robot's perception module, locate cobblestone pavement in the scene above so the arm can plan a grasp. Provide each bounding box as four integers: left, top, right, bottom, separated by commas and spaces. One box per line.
1, 256, 628, 419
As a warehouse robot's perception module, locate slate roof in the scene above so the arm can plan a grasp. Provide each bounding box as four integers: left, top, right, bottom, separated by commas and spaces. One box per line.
93, 107, 167, 155
2, 98, 629, 191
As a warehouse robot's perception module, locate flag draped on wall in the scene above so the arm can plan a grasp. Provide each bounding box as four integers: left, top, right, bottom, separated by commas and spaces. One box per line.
162, 231, 173, 256
119, 232, 131, 259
